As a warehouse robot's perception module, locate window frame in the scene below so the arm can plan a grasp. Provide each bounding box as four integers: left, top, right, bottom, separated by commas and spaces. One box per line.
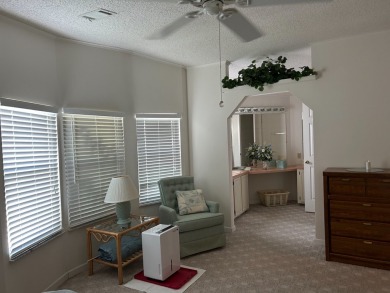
135, 113, 182, 206
61, 108, 126, 228
0, 98, 62, 260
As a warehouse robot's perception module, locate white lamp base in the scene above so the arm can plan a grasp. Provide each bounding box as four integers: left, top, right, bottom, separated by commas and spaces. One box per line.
115, 201, 131, 225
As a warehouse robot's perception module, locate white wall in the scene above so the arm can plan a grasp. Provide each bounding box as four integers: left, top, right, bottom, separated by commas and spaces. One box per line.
188, 29, 390, 237
288, 95, 304, 166
0, 15, 188, 293
187, 63, 236, 230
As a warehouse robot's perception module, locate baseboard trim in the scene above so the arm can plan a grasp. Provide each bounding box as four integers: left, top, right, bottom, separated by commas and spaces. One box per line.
43, 263, 87, 291
224, 225, 236, 233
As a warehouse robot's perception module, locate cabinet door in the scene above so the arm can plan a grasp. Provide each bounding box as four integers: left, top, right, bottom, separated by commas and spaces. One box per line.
297, 169, 305, 204
233, 177, 243, 217
241, 174, 249, 211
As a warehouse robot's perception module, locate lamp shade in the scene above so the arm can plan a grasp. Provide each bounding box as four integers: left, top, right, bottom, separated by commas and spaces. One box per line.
104, 175, 139, 203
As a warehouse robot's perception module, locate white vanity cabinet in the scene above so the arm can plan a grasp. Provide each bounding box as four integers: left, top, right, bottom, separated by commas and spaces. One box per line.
233, 174, 249, 218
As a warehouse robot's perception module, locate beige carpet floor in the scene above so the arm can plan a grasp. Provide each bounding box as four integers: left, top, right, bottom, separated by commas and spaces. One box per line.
59, 204, 390, 293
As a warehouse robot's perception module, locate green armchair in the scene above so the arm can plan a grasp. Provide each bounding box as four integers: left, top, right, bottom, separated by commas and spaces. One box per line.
158, 176, 226, 258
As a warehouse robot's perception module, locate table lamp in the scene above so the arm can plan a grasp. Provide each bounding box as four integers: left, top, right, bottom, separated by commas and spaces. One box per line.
104, 175, 139, 225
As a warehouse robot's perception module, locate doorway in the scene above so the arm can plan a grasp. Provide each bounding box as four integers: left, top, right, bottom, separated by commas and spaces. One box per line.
229, 92, 315, 217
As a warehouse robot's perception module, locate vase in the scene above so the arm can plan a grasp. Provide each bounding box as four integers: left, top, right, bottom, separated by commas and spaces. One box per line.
262, 161, 269, 170
252, 159, 257, 167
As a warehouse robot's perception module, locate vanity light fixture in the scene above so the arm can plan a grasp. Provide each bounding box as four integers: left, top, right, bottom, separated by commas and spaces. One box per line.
235, 106, 286, 114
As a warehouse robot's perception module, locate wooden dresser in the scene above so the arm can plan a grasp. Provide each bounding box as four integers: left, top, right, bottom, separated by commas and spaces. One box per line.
323, 168, 390, 270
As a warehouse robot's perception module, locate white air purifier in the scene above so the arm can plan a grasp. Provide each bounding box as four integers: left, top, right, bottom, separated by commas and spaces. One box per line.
142, 224, 180, 281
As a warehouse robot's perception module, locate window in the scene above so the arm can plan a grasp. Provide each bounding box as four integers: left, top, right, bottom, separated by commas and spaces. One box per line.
62, 110, 125, 228
136, 114, 182, 205
0, 99, 62, 260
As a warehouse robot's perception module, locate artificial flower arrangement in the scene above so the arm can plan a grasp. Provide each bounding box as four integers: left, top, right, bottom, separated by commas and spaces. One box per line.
245, 142, 260, 161
258, 144, 273, 162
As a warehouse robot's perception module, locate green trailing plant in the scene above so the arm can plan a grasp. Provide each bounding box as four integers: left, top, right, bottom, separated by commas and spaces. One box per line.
222, 56, 317, 91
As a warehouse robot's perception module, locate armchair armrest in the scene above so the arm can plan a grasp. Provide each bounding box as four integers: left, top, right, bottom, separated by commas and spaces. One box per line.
158, 205, 178, 224
205, 200, 219, 213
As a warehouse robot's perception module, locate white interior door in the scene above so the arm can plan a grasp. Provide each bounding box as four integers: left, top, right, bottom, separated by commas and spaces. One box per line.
302, 104, 315, 213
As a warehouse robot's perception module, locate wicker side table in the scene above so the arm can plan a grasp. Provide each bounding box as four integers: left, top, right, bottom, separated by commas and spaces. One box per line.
86, 215, 159, 284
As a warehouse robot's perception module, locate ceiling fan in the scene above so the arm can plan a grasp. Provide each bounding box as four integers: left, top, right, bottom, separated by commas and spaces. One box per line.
151, 0, 331, 42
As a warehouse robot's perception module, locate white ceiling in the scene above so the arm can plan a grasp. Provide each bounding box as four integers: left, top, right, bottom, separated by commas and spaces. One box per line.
1, 0, 390, 68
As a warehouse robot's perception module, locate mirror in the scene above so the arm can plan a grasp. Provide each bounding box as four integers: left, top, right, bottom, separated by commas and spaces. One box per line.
231, 112, 287, 167
254, 113, 286, 160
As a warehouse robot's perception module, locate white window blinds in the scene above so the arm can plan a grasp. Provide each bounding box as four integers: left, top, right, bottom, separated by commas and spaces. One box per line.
136, 114, 182, 205
62, 112, 125, 228
0, 101, 62, 260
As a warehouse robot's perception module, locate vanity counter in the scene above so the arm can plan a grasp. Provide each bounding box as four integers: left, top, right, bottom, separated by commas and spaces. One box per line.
232, 165, 304, 205
232, 169, 249, 179
232, 165, 303, 179
249, 165, 303, 175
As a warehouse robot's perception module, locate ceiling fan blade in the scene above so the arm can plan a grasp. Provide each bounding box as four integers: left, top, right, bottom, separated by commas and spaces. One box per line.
219, 9, 262, 42
241, 0, 332, 7
148, 15, 195, 39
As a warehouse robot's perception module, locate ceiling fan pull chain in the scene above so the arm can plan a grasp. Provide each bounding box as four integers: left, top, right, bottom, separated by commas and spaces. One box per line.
219, 19, 224, 108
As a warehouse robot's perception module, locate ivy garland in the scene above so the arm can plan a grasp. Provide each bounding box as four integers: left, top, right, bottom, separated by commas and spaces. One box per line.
221, 56, 317, 91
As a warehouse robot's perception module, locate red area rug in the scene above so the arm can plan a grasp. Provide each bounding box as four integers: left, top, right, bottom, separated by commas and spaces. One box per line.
134, 267, 198, 290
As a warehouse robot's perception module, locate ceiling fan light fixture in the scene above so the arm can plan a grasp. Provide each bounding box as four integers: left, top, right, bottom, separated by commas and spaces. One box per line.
153, 0, 261, 42
204, 0, 223, 15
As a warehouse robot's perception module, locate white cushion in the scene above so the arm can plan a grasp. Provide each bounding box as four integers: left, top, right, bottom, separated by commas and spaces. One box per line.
176, 189, 209, 216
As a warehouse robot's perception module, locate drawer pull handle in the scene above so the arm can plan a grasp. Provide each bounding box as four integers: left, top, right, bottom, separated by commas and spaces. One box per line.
363, 222, 372, 226
341, 178, 351, 181
362, 203, 372, 207
363, 241, 373, 245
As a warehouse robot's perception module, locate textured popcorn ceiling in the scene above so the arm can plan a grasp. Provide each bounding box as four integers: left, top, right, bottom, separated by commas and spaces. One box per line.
1, 0, 390, 68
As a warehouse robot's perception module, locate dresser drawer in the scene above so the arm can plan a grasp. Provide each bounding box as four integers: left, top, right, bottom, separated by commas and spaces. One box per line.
328, 177, 365, 196
331, 218, 390, 242
331, 236, 390, 262
367, 178, 390, 198
330, 200, 390, 223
